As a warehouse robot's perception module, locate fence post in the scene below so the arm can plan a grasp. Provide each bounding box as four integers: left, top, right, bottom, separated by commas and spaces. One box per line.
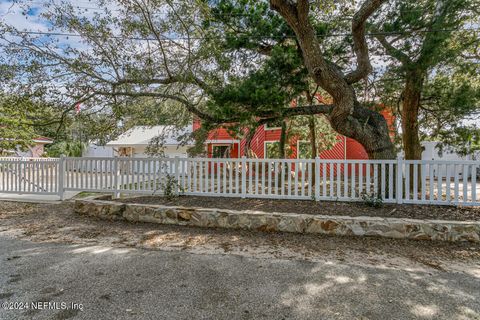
174, 156, 180, 193
396, 156, 403, 204
58, 155, 65, 201
113, 157, 120, 199
241, 156, 247, 198
315, 157, 320, 201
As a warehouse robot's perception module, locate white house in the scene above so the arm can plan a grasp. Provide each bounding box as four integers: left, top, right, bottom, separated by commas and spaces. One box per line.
106, 125, 193, 158
421, 141, 479, 179
421, 141, 478, 161
83, 144, 115, 158
398, 141, 479, 179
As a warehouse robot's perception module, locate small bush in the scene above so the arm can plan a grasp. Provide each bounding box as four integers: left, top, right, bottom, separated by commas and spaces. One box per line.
161, 174, 184, 200
361, 192, 383, 208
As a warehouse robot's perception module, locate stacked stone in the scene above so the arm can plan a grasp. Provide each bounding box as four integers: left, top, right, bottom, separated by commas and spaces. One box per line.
75, 199, 480, 243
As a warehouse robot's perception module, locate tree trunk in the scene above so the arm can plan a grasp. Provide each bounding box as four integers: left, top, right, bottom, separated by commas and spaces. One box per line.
401, 72, 424, 193
308, 116, 317, 158
305, 91, 317, 159
244, 127, 257, 157
308, 116, 318, 186
351, 104, 396, 160
401, 73, 424, 160
278, 120, 287, 158
278, 121, 288, 183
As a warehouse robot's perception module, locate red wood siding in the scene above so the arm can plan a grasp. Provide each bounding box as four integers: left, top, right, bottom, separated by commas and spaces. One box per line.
345, 138, 369, 159
194, 107, 394, 161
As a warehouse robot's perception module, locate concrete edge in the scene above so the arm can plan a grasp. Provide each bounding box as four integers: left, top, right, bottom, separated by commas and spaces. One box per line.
74, 198, 480, 243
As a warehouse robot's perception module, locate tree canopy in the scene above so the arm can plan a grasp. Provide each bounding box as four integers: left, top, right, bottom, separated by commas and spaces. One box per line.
0, 95, 36, 154
372, 0, 480, 158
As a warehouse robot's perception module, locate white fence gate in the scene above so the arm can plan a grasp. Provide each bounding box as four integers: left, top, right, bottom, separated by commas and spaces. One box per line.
0, 157, 60, 195
0, 156, 479, 206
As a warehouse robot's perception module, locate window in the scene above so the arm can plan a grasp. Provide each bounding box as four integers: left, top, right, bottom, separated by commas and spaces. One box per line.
212, 145, 229, 158
297, 141, 311, 159
265, 141, 293, 159
265, 142, 280, 159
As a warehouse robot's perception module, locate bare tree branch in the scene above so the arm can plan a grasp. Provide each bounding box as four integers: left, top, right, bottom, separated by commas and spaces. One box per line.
90, 90, 216, 122
344, 0, 387, 84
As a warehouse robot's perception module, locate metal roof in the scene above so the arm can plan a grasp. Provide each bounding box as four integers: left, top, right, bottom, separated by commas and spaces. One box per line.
106, 125, 193, 147
33, 136, 54, 144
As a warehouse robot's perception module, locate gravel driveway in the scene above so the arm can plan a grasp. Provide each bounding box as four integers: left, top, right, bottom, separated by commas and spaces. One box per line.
0, 200, 479, 319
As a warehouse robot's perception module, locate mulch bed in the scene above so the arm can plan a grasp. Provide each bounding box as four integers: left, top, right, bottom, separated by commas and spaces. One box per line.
117, 196, 480, 221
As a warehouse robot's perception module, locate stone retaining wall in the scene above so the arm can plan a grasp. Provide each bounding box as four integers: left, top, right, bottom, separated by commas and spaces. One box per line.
74, 199, 480, 242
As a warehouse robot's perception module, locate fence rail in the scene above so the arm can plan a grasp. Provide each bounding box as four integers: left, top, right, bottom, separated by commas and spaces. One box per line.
0, 157, 59, 162
0, 156, 478, 205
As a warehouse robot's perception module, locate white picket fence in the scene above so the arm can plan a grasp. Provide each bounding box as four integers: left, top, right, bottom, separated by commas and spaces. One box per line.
0, 158, 60, 194
0, 156, 479, 206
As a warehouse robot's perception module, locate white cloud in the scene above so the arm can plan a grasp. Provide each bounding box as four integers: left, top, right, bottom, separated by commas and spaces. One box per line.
0, 1, 48, 31
0, 0, 122, 50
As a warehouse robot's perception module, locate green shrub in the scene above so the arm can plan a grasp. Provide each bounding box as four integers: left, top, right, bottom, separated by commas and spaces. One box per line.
361, 192, 383, 208
161, 174, 184, 200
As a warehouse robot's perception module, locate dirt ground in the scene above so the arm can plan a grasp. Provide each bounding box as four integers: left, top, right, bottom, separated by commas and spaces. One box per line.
117, 195, 480, 221
0, 200, 479, 276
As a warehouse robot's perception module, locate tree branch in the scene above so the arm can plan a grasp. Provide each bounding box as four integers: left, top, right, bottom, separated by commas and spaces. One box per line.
89, 90, 216, 122
344, 0, 387, 84
296, 0, 309, 23
375, 34, 412, 65
269, 0, 299, 25
258, 104, 333, 120
111, 73, 211, 93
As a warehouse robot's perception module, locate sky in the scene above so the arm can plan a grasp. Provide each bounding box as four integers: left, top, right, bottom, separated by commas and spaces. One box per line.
0, 0, 48, 31
0, 0, 113, 26
0, 0, 116, 50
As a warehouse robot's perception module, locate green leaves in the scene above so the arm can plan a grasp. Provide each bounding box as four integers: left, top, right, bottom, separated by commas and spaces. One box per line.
207, 45, 308, 123
374, 0, 480, 154
0, 95, 37, 154
376, 0, 478, 71
46, 140, 86, 157
420, 70, 480, 153
202, 0, 292, 56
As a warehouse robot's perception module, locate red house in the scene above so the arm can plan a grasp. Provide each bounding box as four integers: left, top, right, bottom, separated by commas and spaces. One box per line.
193, 110, 394, 161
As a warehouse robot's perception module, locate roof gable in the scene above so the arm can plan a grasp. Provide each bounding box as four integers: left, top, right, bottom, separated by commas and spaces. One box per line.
106, 125, 192, 147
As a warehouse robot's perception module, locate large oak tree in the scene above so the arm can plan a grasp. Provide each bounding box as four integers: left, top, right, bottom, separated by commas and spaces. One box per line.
268, 0, 395, 159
